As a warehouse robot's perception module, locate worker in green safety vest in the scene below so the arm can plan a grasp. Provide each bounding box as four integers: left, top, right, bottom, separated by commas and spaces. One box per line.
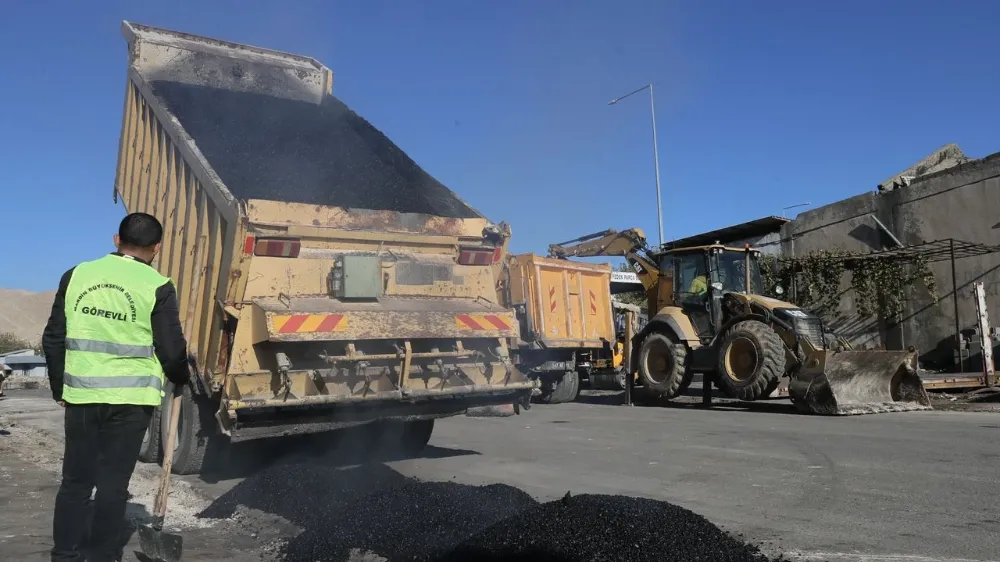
42, 212, 190, 562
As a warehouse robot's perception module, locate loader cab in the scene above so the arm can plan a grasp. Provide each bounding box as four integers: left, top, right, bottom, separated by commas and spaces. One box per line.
662, 244, 765, 340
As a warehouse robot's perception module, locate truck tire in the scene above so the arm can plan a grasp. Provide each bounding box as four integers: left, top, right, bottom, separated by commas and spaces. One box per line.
715, 320, 785, 401
557, 370, 581, 403
637, 332, 690, 398
137, 405, 162, 463
160, 381, 219, 475
399, 419, 435, 455
535, 371, 580, 404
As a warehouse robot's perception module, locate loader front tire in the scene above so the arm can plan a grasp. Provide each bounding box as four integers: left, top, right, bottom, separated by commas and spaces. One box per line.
716, 320, 785, 401
637, 332, 690, 398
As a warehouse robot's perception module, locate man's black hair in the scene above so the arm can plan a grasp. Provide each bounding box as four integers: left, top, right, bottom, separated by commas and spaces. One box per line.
118, 212, 163, 248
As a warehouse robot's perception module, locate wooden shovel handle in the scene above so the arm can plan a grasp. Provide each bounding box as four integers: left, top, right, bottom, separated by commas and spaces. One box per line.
151, 386, 183, 524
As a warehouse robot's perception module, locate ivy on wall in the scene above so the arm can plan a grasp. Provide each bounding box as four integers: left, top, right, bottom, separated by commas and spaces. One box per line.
759, 250, 938, 320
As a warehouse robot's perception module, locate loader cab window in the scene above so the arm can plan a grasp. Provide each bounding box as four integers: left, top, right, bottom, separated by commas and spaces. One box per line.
674, 253, 709, 301
673, 252, 713, 337
716, 250, 765, 294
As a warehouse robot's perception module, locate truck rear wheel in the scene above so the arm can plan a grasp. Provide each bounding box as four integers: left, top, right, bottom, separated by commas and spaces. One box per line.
535, 371, 580, 404
137, 405, 162, 463
399, 419, 435, 455
159, 381, 221, 475
638, 332, 690, 398
715, 320, 785, 401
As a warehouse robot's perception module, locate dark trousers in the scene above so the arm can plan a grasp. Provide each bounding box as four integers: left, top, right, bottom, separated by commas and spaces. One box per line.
51, 403, 153, 562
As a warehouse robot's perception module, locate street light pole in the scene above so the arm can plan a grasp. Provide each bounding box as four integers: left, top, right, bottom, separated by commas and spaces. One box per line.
609, 83, 664, 247
780, 202, 811, 218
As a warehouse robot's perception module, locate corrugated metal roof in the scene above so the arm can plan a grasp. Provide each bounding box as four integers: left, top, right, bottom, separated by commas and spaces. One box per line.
0, 349, 35, 358
2, 355, 46, 366
663, 216, 789, 250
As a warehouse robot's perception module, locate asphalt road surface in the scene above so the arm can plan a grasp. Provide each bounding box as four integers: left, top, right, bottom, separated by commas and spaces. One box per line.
2, 388, 998, 561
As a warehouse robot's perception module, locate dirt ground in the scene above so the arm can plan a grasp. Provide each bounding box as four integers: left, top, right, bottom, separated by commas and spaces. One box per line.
0, 390, 270, 562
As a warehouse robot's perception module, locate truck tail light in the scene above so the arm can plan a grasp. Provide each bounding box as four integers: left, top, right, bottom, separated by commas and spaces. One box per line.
244, 236, 301, 258
458, 247, 501, 266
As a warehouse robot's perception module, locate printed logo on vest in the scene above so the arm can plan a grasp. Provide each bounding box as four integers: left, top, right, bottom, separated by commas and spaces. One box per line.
73, 283, 138, 323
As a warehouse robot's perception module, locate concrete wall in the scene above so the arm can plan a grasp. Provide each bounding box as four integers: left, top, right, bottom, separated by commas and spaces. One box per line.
725, 231, 782, 256
781, 152, 1000, 368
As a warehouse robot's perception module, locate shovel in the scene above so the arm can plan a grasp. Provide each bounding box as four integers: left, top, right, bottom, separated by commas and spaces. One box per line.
138, 385, 184, 562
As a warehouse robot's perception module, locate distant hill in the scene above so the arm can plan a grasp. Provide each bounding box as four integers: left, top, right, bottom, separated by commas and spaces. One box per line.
0, 289, 56, 346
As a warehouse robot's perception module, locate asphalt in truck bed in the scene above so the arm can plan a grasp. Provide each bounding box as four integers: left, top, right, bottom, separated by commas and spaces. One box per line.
2, 389, 998, 561
149, 80, 481, 219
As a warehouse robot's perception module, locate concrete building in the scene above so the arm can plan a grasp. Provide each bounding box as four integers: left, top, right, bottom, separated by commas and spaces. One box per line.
781, 145, 1000, 369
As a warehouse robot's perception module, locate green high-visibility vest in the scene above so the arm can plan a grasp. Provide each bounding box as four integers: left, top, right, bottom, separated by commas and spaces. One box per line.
63, 254, 171, 406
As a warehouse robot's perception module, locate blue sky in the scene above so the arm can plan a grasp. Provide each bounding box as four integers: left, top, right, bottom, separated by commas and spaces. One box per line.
2, 0, 999, 291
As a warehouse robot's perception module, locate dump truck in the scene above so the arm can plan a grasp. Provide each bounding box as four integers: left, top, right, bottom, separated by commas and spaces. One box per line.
114, 21, 535, 474
547, 228, 933, 415
501, 254, 618, 403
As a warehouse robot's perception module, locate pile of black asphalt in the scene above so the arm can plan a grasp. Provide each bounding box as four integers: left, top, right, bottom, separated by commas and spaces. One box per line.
149, 80, 482, 220
198, 463, 778, 562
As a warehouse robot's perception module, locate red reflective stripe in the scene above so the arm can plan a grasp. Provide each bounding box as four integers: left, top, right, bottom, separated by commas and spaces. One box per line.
279, 314, 309, 333
483, 315, 509, 330
456, 314, 482, 329
315, 314, 343, 332
243, 236, 255, 255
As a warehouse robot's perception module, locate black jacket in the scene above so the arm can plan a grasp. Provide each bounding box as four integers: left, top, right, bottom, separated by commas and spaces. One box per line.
41, 253, 191, 402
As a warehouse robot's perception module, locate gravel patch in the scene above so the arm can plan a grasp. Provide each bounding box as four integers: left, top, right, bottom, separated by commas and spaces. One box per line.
0, 409, 215, 531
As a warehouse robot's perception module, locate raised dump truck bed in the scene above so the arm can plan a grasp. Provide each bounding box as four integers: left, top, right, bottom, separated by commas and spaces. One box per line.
115, 21, 533, 474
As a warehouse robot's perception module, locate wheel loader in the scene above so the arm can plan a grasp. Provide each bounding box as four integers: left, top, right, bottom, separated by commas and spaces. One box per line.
548, 228, 932, 415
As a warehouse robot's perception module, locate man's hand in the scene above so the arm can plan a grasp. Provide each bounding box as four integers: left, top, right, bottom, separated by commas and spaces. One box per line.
56, 401, 65, 408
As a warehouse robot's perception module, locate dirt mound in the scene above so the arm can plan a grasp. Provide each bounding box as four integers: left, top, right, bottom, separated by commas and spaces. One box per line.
438, 493, 774, 562
0, 288, 55, 345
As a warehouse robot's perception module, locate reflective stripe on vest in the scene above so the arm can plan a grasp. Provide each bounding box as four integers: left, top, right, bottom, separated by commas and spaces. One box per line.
63, 254, 172, 406
64, 373, 164, 391
66, 337, 155, 358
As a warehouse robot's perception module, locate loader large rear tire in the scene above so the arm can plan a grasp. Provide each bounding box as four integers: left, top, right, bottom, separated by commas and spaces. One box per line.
715, 320, 785, 401
637, 332, 690, 399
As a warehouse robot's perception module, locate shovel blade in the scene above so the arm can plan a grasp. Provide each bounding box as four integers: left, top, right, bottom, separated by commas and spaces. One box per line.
138, 524, 183, 562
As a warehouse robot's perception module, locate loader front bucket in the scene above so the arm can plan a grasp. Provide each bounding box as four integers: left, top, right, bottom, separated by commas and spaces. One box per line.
787, 348, 932, 415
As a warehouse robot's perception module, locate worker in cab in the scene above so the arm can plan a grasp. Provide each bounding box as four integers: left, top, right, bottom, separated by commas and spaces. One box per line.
42, 212, 190, 562
688, 274, 708, 296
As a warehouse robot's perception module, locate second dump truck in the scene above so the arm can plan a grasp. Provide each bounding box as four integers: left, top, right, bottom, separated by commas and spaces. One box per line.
501, 253, 621, 403
115, 22, 534, 474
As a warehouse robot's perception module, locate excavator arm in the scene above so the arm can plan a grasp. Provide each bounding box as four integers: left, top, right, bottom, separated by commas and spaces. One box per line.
547, 228, 660, 292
